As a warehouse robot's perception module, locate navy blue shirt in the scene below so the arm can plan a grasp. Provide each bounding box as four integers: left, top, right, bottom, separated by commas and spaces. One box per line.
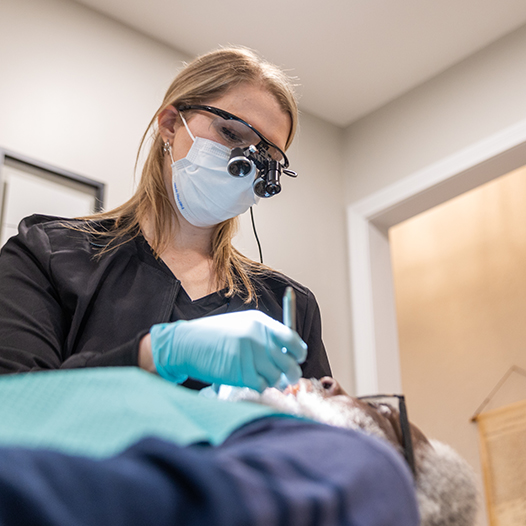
0, 418, 419, 526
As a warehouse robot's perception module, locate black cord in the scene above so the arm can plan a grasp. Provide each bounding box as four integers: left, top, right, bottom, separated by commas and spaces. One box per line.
249, 206, 263, 264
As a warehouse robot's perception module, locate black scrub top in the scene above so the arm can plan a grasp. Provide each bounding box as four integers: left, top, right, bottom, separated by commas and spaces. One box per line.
0, 215, 332, 386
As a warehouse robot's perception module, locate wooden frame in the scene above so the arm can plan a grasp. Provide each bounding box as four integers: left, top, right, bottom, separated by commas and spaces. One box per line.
476, 400, 526, 525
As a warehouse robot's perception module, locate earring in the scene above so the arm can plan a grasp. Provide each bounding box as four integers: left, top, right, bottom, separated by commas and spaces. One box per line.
163, 141, 175, 163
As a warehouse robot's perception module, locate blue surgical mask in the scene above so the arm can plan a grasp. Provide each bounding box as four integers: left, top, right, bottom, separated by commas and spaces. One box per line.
169, 114, 258, 228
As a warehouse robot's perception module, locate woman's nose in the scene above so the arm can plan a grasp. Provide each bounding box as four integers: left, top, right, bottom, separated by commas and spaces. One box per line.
320, 376, 343, 396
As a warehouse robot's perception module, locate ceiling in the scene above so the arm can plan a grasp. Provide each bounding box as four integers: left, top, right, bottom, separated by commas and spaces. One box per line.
72, 0, 526, 127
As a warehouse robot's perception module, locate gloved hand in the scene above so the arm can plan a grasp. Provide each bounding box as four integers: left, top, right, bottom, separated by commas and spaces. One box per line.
150, 310, 308, 392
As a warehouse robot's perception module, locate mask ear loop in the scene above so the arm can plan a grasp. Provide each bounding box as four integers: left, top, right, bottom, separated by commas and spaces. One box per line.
179, 112, 196, 141
163, 111, 195, 164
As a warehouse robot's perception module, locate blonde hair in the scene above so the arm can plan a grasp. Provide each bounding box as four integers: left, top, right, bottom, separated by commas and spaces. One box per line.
85, 46, 298, 302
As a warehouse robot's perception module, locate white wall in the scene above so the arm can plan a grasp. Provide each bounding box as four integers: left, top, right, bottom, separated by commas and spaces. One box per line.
344, 22, 526, 204
0, 0, 352, 389
0, 0, 185, 209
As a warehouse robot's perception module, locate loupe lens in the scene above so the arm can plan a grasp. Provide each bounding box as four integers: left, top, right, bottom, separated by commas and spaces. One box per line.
253, 177, 281, 198
228, 148, 254, 177
265, 182, 281, 196
228, 158, 252, 177
253, 178, 267, 198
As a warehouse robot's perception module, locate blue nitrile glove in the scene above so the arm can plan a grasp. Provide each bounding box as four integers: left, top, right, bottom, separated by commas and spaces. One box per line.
150, 310, 308, 392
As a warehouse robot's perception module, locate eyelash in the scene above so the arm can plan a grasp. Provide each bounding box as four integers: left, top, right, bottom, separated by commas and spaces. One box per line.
218, 126, 244, 145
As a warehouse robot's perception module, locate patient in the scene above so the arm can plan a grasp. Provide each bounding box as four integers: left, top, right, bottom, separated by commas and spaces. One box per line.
0, 367, 424, 526
220, 377, 479, 526
0, 369, 476, 526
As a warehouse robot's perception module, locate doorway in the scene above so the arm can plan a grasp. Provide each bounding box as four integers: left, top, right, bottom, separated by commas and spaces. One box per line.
346, 120, 526, 526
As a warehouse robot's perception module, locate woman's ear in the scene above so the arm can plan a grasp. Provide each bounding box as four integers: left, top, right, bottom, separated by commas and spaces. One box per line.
158, 106, 179, 143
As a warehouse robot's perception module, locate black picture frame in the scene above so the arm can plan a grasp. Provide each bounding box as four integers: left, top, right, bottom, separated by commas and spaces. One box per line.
0, 148, 105, 213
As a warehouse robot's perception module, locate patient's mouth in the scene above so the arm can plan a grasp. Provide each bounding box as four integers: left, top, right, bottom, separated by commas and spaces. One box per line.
283, 384, 300, 396
283, 378, 317, 396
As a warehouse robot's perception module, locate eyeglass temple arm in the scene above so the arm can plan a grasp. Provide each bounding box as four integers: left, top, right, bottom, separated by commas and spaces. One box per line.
357, 394, 416, 475
397, 396, 416, 475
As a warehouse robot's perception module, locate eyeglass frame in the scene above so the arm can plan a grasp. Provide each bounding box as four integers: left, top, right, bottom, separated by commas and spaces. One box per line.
175, 104, 291, 169
357, 394, 416, 474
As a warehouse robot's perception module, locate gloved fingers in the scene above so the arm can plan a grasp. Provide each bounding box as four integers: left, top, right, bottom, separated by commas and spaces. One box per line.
238, 350, 273, 392
267, 325, 308, 364
150, 311, 308, 392
245, 375, 271, 393
267, 347, 303, 386
211, 310, 306, 364
248, 324, 304, 390
247, 347, 283, 392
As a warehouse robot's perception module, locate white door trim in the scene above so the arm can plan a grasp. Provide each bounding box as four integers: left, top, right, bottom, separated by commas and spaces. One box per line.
347, 118, 526, 396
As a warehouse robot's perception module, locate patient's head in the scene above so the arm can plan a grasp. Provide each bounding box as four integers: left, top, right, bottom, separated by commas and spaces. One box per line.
220, 377, 478, 526
286, 377, 429, 458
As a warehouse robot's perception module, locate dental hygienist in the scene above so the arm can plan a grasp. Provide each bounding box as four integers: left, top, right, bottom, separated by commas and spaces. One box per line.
0, 47, 331, 391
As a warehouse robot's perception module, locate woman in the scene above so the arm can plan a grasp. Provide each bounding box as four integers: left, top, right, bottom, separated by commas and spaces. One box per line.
0, 47, 331, 391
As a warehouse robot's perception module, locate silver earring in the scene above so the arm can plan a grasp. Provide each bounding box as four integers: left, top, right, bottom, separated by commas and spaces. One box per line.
163, 141, 174, 163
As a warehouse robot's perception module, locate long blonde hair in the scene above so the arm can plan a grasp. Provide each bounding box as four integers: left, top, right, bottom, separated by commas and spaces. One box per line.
86, 46, 298, 302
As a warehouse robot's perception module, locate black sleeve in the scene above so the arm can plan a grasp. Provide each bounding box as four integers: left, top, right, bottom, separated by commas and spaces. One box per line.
58, 333, 144, 369
0, 219, 140, 374
0, 221, 67, 372
299, 288, 332, 379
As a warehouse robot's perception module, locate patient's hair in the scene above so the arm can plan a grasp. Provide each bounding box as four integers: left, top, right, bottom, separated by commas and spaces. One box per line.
415, 440, 478, 526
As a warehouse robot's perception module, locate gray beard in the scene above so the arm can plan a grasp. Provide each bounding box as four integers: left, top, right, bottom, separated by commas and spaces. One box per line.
220, 380, 391, 442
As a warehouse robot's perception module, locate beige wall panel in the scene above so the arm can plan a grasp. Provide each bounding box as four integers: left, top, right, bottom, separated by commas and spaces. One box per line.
390, 165, 526, 526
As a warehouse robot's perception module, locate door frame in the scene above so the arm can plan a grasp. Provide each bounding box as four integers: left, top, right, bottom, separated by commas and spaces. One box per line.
347, 118, 526, 395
